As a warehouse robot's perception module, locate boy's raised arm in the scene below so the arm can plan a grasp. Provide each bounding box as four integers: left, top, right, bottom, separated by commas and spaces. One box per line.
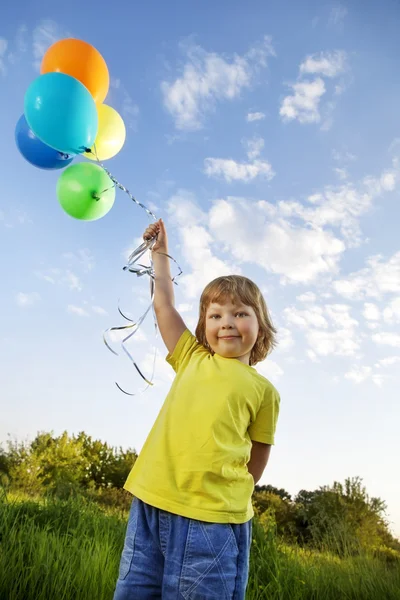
144, 219, 186, 355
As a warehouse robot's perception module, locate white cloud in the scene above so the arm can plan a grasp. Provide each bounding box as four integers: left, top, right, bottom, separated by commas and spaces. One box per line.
16, 292, 40, 307
67, 305, 89, 317
280, 50, 348, 128
209, 197, 344, 284
246, 111, 265, 122
332, 149, 357, 163
299, 50, 347, 78
345, 366, 371, 384
141, 351, 175, 386
167, 192, 239, 298
244, 136, 265, 160
177, 303, 193, 313
363, 303, 381, 321
280, 78, 326, 124
344, 366, 383, 386
65, 271, 82, 291
334, 251, 400, 300
297, 292, 317, 303
161, 36, 275, 130
383, 298, 400, 323
204, 158, 275, 183
277, 327, 294, 351
376, 356, 400, 367
372, 332, 400, 348
256, 358, 284, 382
280, 158, 400, 248
284, 306, 328, 329
334, 167, 348, 180
284, 303, 360, 358
307, 327, 360, 357
380, 171, 396, 191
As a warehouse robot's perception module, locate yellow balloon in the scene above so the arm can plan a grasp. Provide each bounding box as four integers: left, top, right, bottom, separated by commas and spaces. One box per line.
85, 104, 126, 161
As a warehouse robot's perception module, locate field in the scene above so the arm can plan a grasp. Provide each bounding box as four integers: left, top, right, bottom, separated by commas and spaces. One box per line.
1, 493, 399, 600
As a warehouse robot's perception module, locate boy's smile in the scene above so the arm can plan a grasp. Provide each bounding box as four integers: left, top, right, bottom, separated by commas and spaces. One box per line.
205, 299, 259, 365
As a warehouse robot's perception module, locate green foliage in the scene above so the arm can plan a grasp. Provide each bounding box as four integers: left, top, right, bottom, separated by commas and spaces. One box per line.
1, 431, 399, 567
1, 494, 399, 600
1, 431, 137, 498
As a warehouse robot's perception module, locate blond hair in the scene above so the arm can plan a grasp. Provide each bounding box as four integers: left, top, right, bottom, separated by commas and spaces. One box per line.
195, 275, 277, 366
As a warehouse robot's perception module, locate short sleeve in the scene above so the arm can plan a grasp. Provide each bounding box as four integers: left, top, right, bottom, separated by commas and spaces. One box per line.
248, 387, 280, 445
166, 329, 201, 373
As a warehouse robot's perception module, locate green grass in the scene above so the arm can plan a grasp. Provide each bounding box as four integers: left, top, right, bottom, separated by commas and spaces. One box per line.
0, 494, 399, 600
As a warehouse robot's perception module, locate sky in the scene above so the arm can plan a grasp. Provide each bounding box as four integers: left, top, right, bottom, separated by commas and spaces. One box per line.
1, 1, 400, 538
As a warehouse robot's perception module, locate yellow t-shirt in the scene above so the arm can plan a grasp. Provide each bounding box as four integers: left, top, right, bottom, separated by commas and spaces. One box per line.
124, 329, 280, 524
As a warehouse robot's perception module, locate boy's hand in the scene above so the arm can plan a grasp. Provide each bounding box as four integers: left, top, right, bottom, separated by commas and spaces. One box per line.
143, 218, 168, 253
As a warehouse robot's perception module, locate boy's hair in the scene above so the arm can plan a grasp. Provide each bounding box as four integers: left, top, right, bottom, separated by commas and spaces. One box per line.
195, 275, 277, 366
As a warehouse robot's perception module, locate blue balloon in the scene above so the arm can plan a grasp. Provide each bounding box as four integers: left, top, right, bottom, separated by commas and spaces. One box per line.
24, 72, 98, 155
15, 115, 74, 170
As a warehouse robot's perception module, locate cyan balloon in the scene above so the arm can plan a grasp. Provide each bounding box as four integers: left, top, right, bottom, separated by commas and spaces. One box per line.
15, 115, 74, 170
24, 72, 98, 155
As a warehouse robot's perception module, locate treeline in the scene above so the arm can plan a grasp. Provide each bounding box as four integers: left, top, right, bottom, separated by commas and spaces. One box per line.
1, 431, 399, 561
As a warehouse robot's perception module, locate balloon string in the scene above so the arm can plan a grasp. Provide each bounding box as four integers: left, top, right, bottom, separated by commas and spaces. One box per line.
86, 147, 184, 395
85, 145, 157, 221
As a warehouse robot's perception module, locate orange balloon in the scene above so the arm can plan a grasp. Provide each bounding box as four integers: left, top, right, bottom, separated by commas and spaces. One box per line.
41, 38, 109, 104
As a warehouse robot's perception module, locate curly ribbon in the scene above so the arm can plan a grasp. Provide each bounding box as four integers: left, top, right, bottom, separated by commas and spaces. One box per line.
86, 146, 182, 395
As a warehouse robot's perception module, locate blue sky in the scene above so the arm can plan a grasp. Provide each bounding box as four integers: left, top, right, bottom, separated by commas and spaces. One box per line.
1, 1, 400, 537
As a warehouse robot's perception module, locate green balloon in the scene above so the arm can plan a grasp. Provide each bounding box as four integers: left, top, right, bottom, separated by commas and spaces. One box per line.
56, 162, 115, 221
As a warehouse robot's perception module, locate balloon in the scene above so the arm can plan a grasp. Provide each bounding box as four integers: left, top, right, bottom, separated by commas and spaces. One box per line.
57, 162, 115, 221
24, 73, 98, 155
84, 104, 126, 161
41, 38, 109, 104
15, 115, 74, 170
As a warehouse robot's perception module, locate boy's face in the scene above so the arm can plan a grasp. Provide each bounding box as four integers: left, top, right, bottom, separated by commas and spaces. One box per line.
205, 298, 259, 365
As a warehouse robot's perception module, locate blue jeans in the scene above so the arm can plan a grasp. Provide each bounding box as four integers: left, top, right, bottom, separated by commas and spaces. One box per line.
113, 497, 252, 599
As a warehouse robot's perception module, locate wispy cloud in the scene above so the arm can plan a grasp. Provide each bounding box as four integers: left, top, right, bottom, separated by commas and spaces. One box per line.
280, 50, 348, 128
36, 268, 82, 291
280, 78, 326, 124
246, 111, 265, 122
166, 190, 240, 298
299, 50, 347, 78
204, 157, 274, 183
0, 38, 8, 75
162, 36, 275, 131
244, 136, 264, 160
32, 19, 69, 71
204, 136, 274, 183
67, 305, 89, 317
329, 4, 348, 27
372, 332, 400, 348
334, 251, 400, 300
16, 292, 40, 307
62, 249, 95, 273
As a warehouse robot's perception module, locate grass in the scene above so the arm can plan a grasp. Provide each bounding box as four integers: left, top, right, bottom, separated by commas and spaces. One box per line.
0, 493, 399, 600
